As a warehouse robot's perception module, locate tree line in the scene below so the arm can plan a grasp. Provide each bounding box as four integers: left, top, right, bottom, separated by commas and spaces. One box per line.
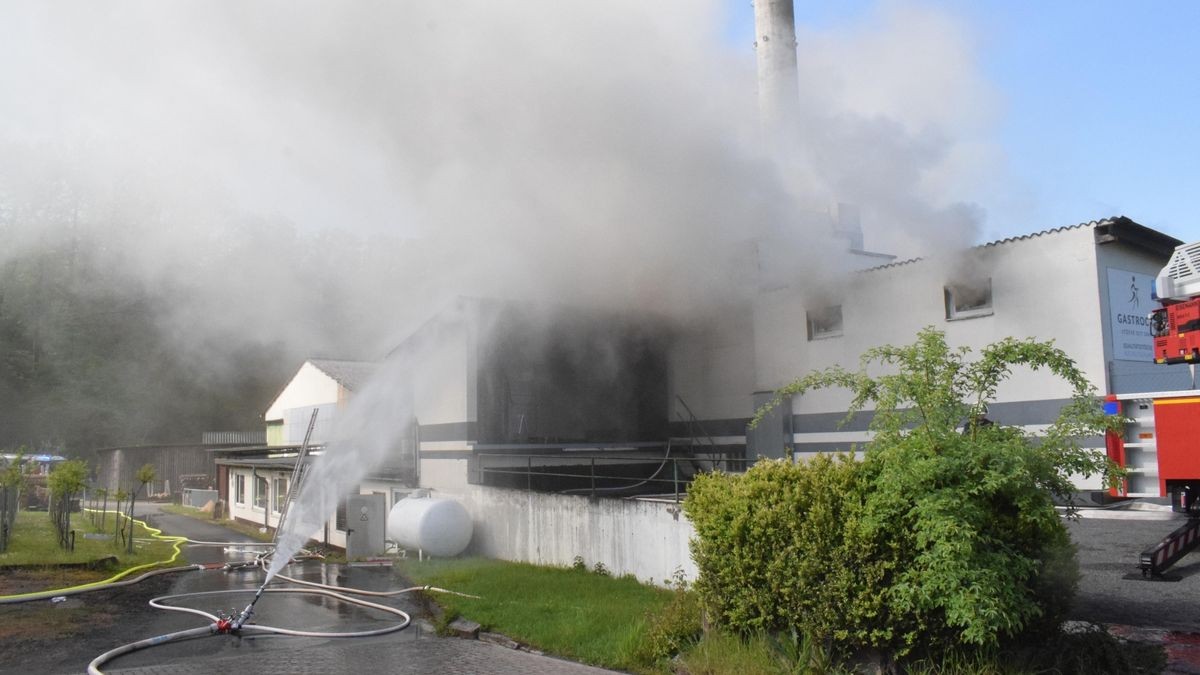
0, 241, 291, 459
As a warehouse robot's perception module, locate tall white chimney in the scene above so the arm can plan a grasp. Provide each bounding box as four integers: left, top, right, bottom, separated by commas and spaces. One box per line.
753, 0, 800, 152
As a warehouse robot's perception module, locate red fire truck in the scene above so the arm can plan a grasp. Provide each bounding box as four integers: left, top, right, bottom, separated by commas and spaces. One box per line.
1107, 241, 1200, 578
1149, 242, 1200, 364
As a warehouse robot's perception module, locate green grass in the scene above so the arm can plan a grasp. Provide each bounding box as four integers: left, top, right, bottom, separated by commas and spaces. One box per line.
398, 557, 673, 672
395, 557, 1167, 675
0, 509, 180, 596
0, 510, 176, 569
678, 632, 796, 675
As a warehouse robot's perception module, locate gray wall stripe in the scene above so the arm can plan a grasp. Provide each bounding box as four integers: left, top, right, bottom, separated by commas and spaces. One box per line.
420, 450, 473, 460
668, 418, 750, 437
791, 442, 862, 454
790, 398, 1078, 434
419, 422, 476, 442
417, 397, 1086, 454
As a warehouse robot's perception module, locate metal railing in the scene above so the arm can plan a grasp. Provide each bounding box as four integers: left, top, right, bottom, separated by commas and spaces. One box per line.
474, 452, 755, 502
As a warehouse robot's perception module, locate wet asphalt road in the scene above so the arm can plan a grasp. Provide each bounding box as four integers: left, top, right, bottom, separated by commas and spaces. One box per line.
5, 504, 1199, 673
1068, 509, 1200, 633
4, 505, 615, 675
100, 506, 1200, 672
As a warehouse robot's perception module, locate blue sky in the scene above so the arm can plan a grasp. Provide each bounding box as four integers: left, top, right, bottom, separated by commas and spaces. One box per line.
725, 1, 1200, 245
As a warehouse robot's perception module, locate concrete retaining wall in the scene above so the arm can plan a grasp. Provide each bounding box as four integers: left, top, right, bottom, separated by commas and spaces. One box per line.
454, 486, 697, 586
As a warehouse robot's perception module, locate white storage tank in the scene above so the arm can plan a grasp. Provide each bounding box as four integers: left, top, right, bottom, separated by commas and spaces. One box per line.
387, 494, 473, 557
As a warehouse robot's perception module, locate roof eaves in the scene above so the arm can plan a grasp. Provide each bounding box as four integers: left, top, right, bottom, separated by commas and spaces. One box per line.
307, 358, 379, 392
977, 220, 1096, 249
860, 256, 924, 273
858, 217, 1168, 274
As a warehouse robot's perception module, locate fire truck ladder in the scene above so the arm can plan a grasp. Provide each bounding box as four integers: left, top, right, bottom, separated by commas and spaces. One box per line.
272, 408, 318, 546
1138, 516, 1200, 580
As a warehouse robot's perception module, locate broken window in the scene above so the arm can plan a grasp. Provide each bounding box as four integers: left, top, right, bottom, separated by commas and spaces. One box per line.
944, 279, 993, 320
806, 305, 843, 340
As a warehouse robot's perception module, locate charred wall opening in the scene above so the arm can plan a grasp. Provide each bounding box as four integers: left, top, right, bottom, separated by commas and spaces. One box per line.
476, 306, 669, 445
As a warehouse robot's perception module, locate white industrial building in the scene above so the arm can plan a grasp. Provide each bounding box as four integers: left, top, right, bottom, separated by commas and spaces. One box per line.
213, 215, 1185, 578
391, 216, 1184, 579
401, 217, 1182, 493
213, 0, 1190, 577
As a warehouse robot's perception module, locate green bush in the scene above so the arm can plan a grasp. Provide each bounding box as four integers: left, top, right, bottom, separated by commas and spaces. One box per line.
631, 575, 702, 666
687, 456, 889, 648
685, 328, 1119, 659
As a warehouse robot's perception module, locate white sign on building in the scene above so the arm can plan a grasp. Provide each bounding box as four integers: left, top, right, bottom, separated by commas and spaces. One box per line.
1107, 267, 1156, 362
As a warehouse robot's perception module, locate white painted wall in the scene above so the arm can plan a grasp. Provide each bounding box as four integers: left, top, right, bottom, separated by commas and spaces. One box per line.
669, 306, 757, 421
226, 467, 409, 551
420, 457, 471, 492
449, 485, 696, 585
753, 226, 1107, 416
226, 467, 290, 531
412, 316, 470, 426
741, 226, 1134, 490
264, 362, 341, 420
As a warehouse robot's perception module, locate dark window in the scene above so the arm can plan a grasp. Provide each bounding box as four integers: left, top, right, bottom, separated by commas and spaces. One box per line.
945, 279, 993, 320
806, 305, 843, 340
272, 477, 288, 514
253, 476, 268, 510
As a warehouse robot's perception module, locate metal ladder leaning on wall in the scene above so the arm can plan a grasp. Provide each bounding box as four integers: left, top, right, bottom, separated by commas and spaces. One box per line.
273, 408, 318, 545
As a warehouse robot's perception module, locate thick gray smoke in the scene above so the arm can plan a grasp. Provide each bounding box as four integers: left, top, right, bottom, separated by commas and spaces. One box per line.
0, 1, 996, 360
2, 1, 1000, 538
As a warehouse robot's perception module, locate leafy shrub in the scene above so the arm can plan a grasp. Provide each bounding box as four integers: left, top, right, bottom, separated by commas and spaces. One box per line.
686, 328, 1119, 658
631, 572, 702, 666
687, 455, 889, 648
770, 628, 847, 675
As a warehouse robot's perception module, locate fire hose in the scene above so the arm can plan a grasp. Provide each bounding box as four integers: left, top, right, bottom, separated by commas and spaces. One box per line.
85, 555, 475, 675
1, 509, 474, 672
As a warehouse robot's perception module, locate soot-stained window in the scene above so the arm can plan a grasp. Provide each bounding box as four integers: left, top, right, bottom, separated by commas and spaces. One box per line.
476, 306, 669, 444
944, 279, 993, 320
806, 305, 843, 340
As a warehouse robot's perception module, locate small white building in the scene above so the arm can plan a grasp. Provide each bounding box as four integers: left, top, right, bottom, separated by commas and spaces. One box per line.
218, 358, 418, 550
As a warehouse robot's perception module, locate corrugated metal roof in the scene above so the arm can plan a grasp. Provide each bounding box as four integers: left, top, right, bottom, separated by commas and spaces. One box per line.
205, 443, 310, 453
201, 431, 267, 445
860, 217, 1129, 273
308, 359, 378, 391
978, 220, 1098, 248
215, 456, 305, 469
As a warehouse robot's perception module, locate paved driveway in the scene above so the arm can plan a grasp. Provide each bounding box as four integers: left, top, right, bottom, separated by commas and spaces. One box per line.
1068, 511, 1200, 632
2, 505, 618, 675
